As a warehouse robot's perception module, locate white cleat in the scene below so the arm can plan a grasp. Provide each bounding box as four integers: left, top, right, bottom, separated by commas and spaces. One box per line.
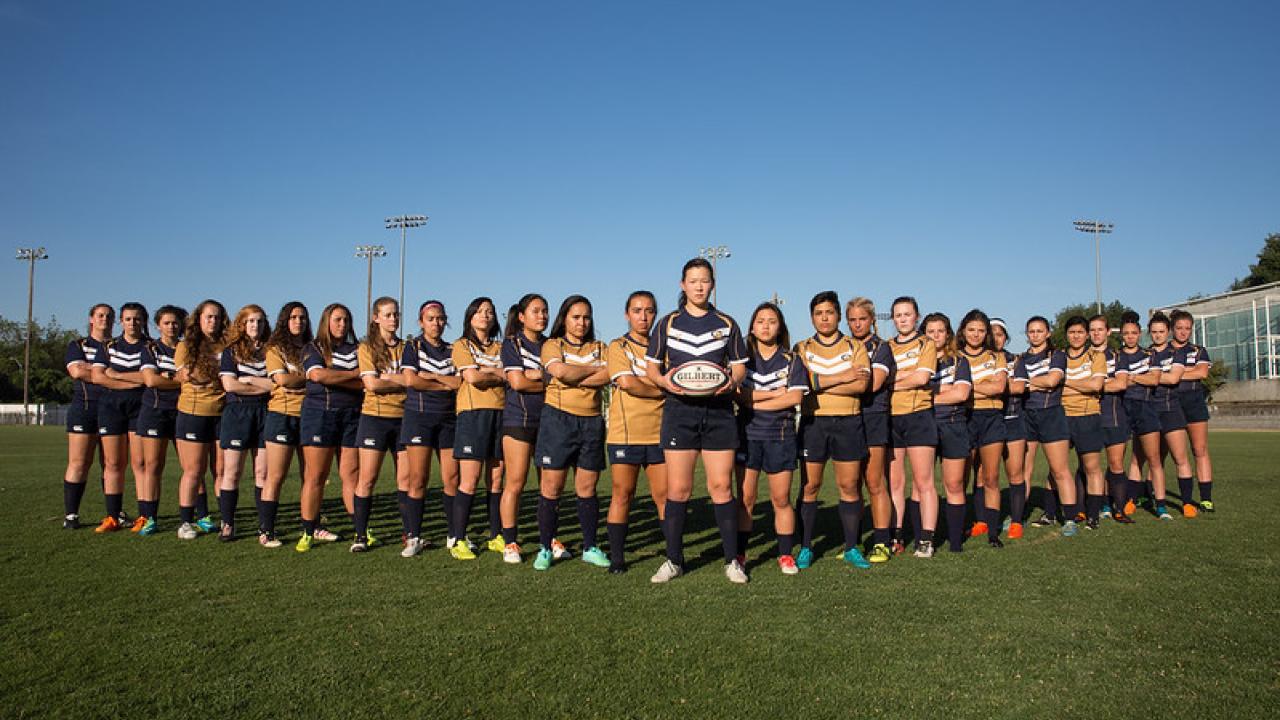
724, 559, 749, 584
650, 559, 684, 584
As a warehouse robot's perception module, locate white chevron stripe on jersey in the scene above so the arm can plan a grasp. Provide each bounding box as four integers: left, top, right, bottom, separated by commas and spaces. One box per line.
331, 351, 358, 370
667, 337, 727, 357
417, 356, 455, 374
667, 328, 726, 345
803, 352, 853, 374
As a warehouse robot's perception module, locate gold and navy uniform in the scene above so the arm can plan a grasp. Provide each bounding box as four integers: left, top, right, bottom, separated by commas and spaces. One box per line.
962, 348, 1006, 412
402, 336, 456, 415
302, 341, 362, 412
645, 305, 748, 451
92, 336, 149, 436
265, 345, 306, 417
535, 337, 609, 472
859, 335, 895, 415
357, 341, 406, 419
1061, 348, 1106, 417
932, 354, 973, 459
1174, 342, 1211, 423
606, 334, 664, 448
741, 348, 809, 442
220, 345, 269, 406
794, 333, 870, 417
64, 338, 103, 434
134, 340, 181, 440
174, 340, 227, 417
1016, 348, 1066, 411
541, 337, 607, 417
887, 333, 937, 416
964, 348, 1008, 449
452, 338, 505, 413
219, 345, 271, 451
501, 334, 545, 429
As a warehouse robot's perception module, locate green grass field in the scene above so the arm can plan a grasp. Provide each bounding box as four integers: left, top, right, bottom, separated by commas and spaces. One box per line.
2, 426, 1277, 719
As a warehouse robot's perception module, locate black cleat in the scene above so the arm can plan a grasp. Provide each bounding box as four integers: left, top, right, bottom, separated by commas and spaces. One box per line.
988, 537, 1004, 549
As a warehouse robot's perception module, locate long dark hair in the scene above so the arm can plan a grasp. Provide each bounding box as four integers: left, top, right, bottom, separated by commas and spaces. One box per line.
958, 308, 995, 353
676, 257, 715, 310
548, 295, 595, 342
267, 301, 312, 367
624, 290, 656, 313
314, 303, 357, 366
505, 293, 546, 340
462, 297, 500, 347
923, 312, 956, 361
747, 302, 790, 356
181, 299, 228, 383
118, 302, 151, 341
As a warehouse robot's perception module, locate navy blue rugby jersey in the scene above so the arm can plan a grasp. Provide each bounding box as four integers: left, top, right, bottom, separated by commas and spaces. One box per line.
1002, 350, 1027, 419
1017, 348, 1066, 411
1117, 348, 1152, 402
501, 334, 545, 428
140, 341, 179, 410
302, 340, 362, 411
65, 338, 105, 406
1174, 343, 1210, 395
220, 346, 269, 405
93, 336, 148, 399
1148, 345, 1181, 409
402, 335, 456, 415
860, 335, 895, 414
739, 348, 808, 441
931, 354, 972, 422
1099, 347, 1126, 427
645, 306, 749, 394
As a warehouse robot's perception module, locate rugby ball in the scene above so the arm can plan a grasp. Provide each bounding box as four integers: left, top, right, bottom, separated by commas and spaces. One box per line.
669, 361, 731, 396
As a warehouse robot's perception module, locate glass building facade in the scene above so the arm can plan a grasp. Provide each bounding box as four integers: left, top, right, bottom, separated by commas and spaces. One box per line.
1153, 281, 1280, 382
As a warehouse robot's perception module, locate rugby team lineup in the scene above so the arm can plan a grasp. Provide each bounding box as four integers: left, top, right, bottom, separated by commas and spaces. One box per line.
59, 256, 1215, 585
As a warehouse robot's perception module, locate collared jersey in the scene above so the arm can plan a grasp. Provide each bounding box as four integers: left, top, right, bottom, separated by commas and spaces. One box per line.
1118, 347, 1152, 402
220, 344, 269, 406
931, 354, 972, 422
606, 334, 663, 445
740, 348, 808, 441
65, 337, 105, 407
401, 336, 456, 415
859, 335, 895, 414
93, 336, 148, 399
887, 333, 937, 415
452, 338, 505, 413
358, 340, 406, 418
645, 306, 749, 388
1061, 348, 1106, 417
1003, 350, 1028, 419
140, 340, 180, 411
264, 344, 306, 417
501, 335, 546, 428
1149, 345, 1180, 408
302, 340, 363, 411
1017, 348, 1066, 411
962, 348, 1007, 411
174, 340, 227, 417
1174, 343, 1210, 395
542, 337, 607, 417
794, 333, 870, 417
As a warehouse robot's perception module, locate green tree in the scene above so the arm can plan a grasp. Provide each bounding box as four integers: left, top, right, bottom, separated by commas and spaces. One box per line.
1048, 300, 1135, 350
1230, 232, 1280, 290
0, 316, 81, 403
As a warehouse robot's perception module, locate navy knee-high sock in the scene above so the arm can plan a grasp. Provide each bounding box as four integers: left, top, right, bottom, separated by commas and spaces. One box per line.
1043, 486, 1059, 520
218, 488, 238, 529
261, 500, 279, 535
985, 506, 1000, 540
736, 530, 749, 558
254, 485, 263, 520
1127, 478, 1143, 503
578, 495, 600, 549
396, 490, 410, 534
194, 489, 209, 519
537, 495, 559, 550
105, 492, 123, 520
1074, 466, 1085, 512
407, 495, 424, 538
1009, 483, 1025, 524
1177, 476, 1194, 506
64, 481, 86, 516
712, 500, 739, 563
945, 502, 966, 552
799, 500, 818, 549
487, 488, 502, 538
442, 492, 456, 535
353, 494, 372, 538
454, 491, 475, 541
607, 521, 627, 565
1199, 481, 1212, 503
1107, 472, 1127, 510
1086, 494, 1103, 522
663, 499, 688, 566
837, 500, 862, 551
907, 499, 922, 543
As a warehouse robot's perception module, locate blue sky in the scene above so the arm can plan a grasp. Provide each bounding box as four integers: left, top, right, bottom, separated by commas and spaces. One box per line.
2, 1, 1276, 346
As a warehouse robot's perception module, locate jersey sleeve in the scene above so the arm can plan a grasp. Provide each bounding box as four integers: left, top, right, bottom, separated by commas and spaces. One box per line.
787, 354, 810, 394
1011, 355, 1029, 381
1090, 351, 1107, 377
725, 318, 748, 365
739, 356, 758, 391
1049, 350, 1067, 375
357, 343, 377, 376
871, 342, 893, 374
917, 339, 938, 377
139, 344, 158, 371
541, 339, 565, 368
501, 339, 523, 372
1198, 345, 1211, 364
88, 338, 108, 367
452, 341, 478, 371
265, 346, 287, 376
850, 339, 871, 375
174, 341, 191, 371
302, 343, 325, 381
607, 340, 631, 381
645, 316, 669, 366
399, 340, 419, 373
218, 348, 237, 376
65, 340, 86, 369
954, 357, 973, 385
992, 351, 1007, 375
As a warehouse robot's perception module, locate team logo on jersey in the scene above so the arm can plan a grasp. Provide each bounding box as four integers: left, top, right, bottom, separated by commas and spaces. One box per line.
713, 330, 725, 339
840, 353, 851, 361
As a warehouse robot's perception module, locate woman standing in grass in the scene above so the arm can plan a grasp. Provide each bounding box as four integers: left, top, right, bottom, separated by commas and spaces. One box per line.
350, 297, 408, 553
217, 304, 273, 541
449, 297, 506, 560
259, 302, 311, 548
846, 297, 896, 563
1170, 309, 1214, 513
174, 299, 228, 540
1017, 316, 1080, 536
991, 319, 1029, 538
923, 312, 972, 554
89, 302, 150, 534
886, 297, 939, 557
497, 294, 549, 561
61, 303, 114, 530
1088, 314, 1135, 524
1117, 312, 1165, 517
1146, 311, 1195, 520
1060, 315, 1108, 530
957, 310, 1007, 547
135, 305, 186, 536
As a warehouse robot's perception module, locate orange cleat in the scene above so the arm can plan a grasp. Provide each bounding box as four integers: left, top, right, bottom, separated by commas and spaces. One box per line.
1007, 522, 1024, 540
1123, 500, 1136, 516
94, 515, 122, 534
130, 516, 147, 533
969, 521, 989, 538
1182, 503, 1198, 519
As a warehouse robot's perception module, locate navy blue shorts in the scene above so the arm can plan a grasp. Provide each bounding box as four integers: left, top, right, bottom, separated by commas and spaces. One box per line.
1179, 391, 1210, 424
264, 411, 301, 446
535, 406, 606, 471
1102, 422, 1129, 448
357, 414, 402, 452
98, 391, 142, 436
454, 409, 504, 460
798, 414, 868, 463
503, 425, 539, 444
1158, 404, 1187, 434
1003, 414, 1027, 443
608, 443, 664, 466
968, 409, 1006, 448
176, 412, 220, 444
1067, 414, 1104, 454
400, 409, 456, 449
1024, 406, 1069, 444
300, 406, 361, 449
738, 436, 798, 473
937, 419, 972, 460
137, 405, 177, 440
660, 397, 738, 451
1124, 398, 1160, 437
66, 402, 98, 435
891, 409, 938, 449
220, 402, 267, 450
862, 411, 890, 448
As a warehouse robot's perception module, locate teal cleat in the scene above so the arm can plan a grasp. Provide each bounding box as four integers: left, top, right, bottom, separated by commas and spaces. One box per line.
796, 546, 814, 569
138, 517, 158, 537
194, 515, 216, 533
581, 546, 610, 568
533, 547, 553, 571
842, 547, 871, 570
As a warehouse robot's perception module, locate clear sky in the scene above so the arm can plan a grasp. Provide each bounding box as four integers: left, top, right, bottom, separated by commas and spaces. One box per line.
2, 1, 1276, 347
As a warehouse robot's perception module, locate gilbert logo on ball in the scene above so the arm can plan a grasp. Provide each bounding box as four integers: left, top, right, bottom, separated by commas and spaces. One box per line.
669, 361, 730, 396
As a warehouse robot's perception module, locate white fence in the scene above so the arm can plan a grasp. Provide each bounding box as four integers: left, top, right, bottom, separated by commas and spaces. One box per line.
0, 403, 68, 426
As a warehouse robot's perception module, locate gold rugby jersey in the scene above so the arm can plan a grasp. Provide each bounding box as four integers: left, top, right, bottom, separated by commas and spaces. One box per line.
452, 338, 506, 413
1062, 348, 1106, 417
174, 340, 226, 417
887, 333, 937, 416
542, 338, 607, 417
794, 333, 869, 416
265, 344, 306, 417
358, 341, 407, 418
962, 348, 1007, 411
606, 334, 663, 445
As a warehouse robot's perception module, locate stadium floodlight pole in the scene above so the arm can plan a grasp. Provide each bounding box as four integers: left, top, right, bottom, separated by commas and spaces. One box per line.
385, 214, 428, 335
768, 292, 785, 307
698, 245, 731, 305
1073, 220, 1114, 316
15, 247, 49, 425
355, 244, 387, 327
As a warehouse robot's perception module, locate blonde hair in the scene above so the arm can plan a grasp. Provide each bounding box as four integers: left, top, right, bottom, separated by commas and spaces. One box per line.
846, 296, 878, 335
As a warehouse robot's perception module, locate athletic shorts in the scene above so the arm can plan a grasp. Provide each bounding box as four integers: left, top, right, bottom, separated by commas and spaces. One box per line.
137, 405, 177, 440
968, 409, 1006, 449
98, 391, 142, 436
1179, 391, 1210, 424
300, 406, 361, 449
1102, 422, 1129, 448
890, 409, 938, 449
176, 412, 220, 444
862, 411, 890, 448
400, 409, 456, 449
798, 414, 868, 463
608, 443, 664, 466
66, 402, 98, 435
535, 406, 606, 471
937, 419, 972, 460
220, 402, 267, 450
1123, 398, 1160, 437
264, 411, 301, 446
1158, 403, 1187, 434
1003, 414, 1027, 443
356, 414, 403, 452
660, 397, 738, 451
738, 436, 798, 473
1066, 414, 1104, 454
454, 409, 504, 460
1024, 406, 1069, 444
502, 425, 539, 444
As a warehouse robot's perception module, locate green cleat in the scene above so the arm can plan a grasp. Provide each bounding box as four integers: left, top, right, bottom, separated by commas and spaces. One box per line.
533, 547, 553, 571
581, 546, 610, 568
295, 533, 314, 553
868, 543, 891, 564
1199, 501, 1215, 513
365, 530, 380, 548
194, 515, 216, 533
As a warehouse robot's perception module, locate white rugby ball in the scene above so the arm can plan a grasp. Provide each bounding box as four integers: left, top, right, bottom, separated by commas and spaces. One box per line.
669, 361, 731, 396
